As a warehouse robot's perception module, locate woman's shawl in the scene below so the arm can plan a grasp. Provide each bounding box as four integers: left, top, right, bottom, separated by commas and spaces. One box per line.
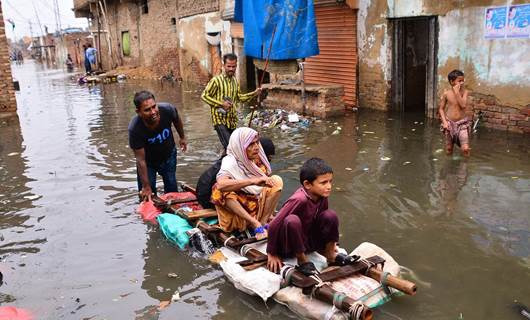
217, 127, 272, 195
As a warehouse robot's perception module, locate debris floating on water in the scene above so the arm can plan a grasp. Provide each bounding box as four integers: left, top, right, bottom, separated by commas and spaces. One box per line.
288, 113, 299, 123
244, 109, 315, 130
171, 291, 180, 302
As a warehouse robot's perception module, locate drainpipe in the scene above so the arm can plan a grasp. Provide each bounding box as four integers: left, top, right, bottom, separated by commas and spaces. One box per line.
96, 4, 102, 70
299, 59, 306, 115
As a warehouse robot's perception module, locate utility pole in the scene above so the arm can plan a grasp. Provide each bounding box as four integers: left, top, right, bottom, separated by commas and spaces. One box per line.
32, 1, 46, 63
52, 0, 62, 35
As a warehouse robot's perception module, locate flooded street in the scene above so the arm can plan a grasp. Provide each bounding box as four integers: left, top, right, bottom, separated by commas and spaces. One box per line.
1, 61, 529, 320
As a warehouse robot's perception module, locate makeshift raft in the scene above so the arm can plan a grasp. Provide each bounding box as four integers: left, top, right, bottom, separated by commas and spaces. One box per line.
136, 185, 417, 320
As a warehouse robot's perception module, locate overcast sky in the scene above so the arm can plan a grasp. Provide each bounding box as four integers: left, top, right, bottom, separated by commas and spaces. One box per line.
2, 0, 88, 40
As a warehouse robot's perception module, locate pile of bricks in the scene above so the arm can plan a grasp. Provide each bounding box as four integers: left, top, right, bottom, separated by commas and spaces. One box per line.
471, 93, 530, 134
0, 4, 16, 113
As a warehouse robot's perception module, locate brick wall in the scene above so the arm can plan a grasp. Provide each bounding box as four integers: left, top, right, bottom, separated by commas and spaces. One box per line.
0, 2, 17, 113
262, 84, 345, 118
358, 66, 390, 111
99, 0, 180, 76
178, 0, 219, 18
471, 93, 530, 134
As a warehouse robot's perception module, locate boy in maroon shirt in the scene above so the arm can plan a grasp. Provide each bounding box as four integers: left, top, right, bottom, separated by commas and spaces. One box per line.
267, 158, 357, 275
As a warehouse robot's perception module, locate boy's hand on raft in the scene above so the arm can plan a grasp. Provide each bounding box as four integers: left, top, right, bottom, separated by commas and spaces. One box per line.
267, 254, 283, 273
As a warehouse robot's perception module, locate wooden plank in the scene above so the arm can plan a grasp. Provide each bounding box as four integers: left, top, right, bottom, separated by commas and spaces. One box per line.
184, 209, 218, 220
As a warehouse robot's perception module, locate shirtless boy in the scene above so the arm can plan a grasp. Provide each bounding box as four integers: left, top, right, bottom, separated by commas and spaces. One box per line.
439, 69, 471, 156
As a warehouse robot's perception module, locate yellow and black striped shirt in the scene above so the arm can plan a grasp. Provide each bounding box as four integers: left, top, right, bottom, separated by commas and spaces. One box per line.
201, 73, 256, 129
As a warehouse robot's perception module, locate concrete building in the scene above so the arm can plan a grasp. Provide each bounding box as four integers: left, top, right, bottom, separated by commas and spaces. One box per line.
178, 0, 231, 84
358, 0, 530, 133
0, 0, 17, 114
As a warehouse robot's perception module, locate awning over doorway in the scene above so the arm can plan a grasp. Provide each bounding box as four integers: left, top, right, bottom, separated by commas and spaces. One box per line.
234, 0, 320, 60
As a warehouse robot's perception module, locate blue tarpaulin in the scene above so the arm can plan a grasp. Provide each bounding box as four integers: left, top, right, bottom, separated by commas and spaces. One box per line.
234, 0, 319, 60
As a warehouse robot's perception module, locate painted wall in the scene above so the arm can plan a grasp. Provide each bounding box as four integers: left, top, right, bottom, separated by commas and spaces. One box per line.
178, 12, 231, 84
437, 6, 530, 108
358, 0, 530, 132
357, 0, 392, 110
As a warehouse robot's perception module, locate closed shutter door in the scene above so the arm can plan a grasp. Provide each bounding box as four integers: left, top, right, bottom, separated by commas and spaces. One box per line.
304, 5, 357, 107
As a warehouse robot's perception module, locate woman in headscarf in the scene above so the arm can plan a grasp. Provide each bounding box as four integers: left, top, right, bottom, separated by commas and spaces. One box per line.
211, 127, 283, 236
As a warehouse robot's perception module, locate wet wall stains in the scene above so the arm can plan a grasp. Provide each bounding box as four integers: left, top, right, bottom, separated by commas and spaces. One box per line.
438, 7, 530, 107
358, 0, 530, 116
179, 12, 231, 83
358, 0, 392, 109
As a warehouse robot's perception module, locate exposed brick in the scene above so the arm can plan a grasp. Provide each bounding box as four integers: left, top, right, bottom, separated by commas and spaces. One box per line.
0, 4, 16, 113
488, 106, 501, 112
518, 120, 530, 128
507, 126, 524, 134
492, 124, 508, 130
509, 114, 527, 121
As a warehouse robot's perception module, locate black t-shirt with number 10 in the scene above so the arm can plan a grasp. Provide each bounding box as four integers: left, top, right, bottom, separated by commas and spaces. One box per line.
128, 103, 178, 166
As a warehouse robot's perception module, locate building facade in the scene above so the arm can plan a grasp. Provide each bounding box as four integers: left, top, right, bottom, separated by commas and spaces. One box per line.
0, 0, 17, 113
358, 0, 530, 133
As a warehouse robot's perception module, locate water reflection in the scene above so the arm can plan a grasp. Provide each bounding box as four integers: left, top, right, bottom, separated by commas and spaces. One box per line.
435, 159, 469, 216
1, 61, 528, 319
0, 114, 43, 273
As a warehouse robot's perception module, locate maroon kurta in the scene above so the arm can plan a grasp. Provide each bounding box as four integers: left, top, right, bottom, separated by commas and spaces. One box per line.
267, 187, 339, 258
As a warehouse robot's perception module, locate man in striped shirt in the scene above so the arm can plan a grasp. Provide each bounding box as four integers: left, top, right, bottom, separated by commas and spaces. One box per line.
201, 53, 261, 149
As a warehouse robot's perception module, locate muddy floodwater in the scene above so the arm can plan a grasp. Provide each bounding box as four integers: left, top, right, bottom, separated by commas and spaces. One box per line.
1, 61, 529, 320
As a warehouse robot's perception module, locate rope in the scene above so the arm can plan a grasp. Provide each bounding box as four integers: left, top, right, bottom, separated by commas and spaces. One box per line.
223, 236, 235, 247
360, 258, 375, 276
380, 271, 392, 295
239, 244, 252, 256
332, 291, 347, 308
348, 301, 366, 320
309, 274, 330, 299
280, 266, 295, 288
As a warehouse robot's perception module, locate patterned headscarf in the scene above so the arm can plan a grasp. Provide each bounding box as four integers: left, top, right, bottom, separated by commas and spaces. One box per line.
217, 127, 272, 194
